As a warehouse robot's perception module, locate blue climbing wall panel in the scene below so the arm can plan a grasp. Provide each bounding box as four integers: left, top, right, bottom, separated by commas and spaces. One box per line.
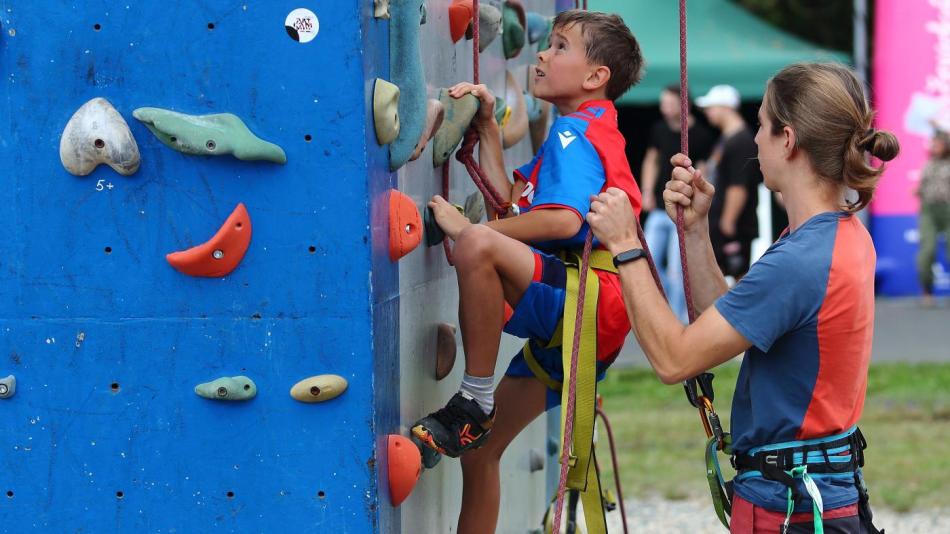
0, 1, 396, 531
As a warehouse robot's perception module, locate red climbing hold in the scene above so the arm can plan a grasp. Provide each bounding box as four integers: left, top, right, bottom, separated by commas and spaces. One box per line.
388, 190, 422, 261
166, 203, 252, 278
388, 434, 422, 506
448, 0, 474, 43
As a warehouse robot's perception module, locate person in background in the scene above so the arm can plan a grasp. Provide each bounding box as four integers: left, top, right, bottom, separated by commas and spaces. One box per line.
697, 84, 763, 279
640, 85, 715, 319
917, 129, 950, 307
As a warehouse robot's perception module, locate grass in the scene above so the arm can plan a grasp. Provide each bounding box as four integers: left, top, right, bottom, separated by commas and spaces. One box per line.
595, 362, 950, 512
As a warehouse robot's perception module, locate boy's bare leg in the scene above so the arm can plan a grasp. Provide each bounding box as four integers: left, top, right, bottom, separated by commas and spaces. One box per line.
453, 224, 537, 377
458, 375, 547, 534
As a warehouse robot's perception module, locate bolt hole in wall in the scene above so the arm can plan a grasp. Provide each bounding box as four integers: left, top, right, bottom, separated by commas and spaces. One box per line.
5, 491, 12, 498
317, 490, 326, 499
308, 246, 316, 253
207, 22, 215, 30
115, 491, 124, 499
93, 23, 101, 31
304, 134, 312, 142
110, 382, 120, 392
226, 491, 235, 499
94, 138, 105, 149
104, 246, 112, 254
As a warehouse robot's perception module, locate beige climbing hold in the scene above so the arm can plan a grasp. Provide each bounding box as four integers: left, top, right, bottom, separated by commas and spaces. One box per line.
60, 97, 140, 176
290, 374, 348, 403
502, 70, 529, 149
435, 323, 457, 381
373, 79, 401, 145
409, 98, 445, 162
374, 0, 390, 19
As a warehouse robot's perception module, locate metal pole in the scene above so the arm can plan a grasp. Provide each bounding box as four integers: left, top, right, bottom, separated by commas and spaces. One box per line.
854, 0, 868, 85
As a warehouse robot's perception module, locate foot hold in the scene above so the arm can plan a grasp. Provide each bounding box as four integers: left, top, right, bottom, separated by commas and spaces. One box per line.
389, 190, 423, 261
133, 108, 286, 164
388, 434, 422, 506
195, 376, 257, 401
373, 79, 401, 145
166, 203, 252, 278
60, 97, 140, 176
290, 374, 348, 403
0, 375, 15, 399
435, 323, 457, 380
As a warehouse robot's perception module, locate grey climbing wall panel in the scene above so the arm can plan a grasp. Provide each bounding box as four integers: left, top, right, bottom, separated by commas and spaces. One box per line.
396, 1, 556, 532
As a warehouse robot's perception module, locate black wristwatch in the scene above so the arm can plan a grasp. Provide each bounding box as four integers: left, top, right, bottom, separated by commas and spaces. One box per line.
612, 248, 647, 268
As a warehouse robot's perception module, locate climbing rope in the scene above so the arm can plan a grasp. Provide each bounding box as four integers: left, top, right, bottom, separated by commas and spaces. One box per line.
596, 402, 629, 534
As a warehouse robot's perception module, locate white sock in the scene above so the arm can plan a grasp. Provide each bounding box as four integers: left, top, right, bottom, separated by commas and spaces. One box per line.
459, 373, 494, 415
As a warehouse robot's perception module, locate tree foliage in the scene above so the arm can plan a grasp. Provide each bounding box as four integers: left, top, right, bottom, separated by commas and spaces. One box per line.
734, 0, 856, 52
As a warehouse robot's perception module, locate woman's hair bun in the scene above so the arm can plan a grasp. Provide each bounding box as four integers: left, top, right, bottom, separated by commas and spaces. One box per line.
860, 128, 900, 162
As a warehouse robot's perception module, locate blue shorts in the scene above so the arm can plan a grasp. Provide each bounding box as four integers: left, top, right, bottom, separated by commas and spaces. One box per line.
503, 249, 612, 410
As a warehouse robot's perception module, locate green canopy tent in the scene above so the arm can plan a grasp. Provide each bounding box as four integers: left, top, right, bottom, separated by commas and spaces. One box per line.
589, 0, 850, 105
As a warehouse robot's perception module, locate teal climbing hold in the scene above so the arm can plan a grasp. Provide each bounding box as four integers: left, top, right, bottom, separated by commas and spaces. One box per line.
525, 12, 548, 44
388, 0, 427, 170
432, 89, 479, 167
0, 375, 15, 399
132, 108, 287, 164
502, 1, 526, 59
525, 92, 544, 122
194, 376, 258, 401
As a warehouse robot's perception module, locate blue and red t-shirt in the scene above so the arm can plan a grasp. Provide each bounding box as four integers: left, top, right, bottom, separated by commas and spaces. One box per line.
512, 99, 641, 364
715, 212, 876, 512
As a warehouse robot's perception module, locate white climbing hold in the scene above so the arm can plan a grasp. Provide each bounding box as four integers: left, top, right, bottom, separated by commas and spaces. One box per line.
60, 97, 140, 176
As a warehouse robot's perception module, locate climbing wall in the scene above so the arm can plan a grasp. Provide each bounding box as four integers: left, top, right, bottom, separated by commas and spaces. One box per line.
394, 1, 557, 532
0, 1, 395, 531
0, 0, 560, 531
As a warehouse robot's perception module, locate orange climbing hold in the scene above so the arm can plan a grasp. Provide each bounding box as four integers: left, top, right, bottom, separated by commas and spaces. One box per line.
388, 189, 422, 261
448, 0, 474, 43
166, 203, 252, 277
388, 434, 422, 506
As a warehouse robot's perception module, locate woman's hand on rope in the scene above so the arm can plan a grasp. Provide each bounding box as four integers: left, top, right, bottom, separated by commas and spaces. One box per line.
448, 82, 497, 133
665, 153, 715, 232
429, 195, 471, 241
587, 188, 641, 255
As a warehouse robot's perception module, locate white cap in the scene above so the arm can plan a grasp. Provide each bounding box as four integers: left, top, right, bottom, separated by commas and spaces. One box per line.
696, 85, 741, 109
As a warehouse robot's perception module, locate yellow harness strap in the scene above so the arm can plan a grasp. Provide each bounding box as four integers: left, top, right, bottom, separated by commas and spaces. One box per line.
523, 249, 616, 534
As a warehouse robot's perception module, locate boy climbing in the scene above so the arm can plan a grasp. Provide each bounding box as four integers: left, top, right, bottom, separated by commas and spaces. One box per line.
410, 10, 644, 532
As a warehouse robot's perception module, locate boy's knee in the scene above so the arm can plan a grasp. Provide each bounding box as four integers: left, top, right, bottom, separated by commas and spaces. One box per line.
455, 225, 499, 267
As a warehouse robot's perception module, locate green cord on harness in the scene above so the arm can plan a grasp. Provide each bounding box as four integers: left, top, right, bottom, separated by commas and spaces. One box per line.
783, 465, 824, 534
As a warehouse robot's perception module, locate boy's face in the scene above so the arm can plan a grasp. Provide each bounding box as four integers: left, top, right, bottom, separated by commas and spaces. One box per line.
533, 23, 601, 104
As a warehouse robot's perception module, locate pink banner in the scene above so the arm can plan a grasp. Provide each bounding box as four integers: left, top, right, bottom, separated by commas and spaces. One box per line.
872, 0, 943, 215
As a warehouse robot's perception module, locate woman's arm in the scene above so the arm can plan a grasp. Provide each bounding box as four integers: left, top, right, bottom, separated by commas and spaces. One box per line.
587, 154, 749, 379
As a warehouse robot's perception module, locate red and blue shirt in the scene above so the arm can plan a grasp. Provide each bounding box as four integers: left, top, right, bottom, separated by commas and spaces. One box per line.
513, 100, 642, 251
715, 212, 875, 512
512, 100, 641, 364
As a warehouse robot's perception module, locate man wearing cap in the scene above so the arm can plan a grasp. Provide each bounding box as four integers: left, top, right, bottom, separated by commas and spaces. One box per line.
696, 84, 763, 279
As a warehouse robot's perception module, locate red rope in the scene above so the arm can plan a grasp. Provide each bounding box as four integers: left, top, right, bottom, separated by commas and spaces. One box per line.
676, 0, 696, 324
596, 405, 629, 534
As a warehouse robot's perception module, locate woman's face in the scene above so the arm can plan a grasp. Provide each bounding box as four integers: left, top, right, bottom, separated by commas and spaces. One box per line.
754, 102, 782, 191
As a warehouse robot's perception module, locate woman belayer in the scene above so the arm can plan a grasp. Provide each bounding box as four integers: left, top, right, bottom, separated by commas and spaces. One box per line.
587, 62, 898, 532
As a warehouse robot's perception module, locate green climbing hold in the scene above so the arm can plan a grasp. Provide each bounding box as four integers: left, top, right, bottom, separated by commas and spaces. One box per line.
502, 1, 526, 59
195, 375, 258, 401
432, 89, 480, 167
132, 108, 287, 164
494, 97, 510, 128
463, 191, 485, 224
0, 375, 15, 399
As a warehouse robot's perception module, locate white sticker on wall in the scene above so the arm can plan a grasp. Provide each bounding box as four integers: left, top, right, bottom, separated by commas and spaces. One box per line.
285, 8, 319, 43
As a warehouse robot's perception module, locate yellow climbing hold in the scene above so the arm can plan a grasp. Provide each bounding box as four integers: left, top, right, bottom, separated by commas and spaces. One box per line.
290, 374, 348, 403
